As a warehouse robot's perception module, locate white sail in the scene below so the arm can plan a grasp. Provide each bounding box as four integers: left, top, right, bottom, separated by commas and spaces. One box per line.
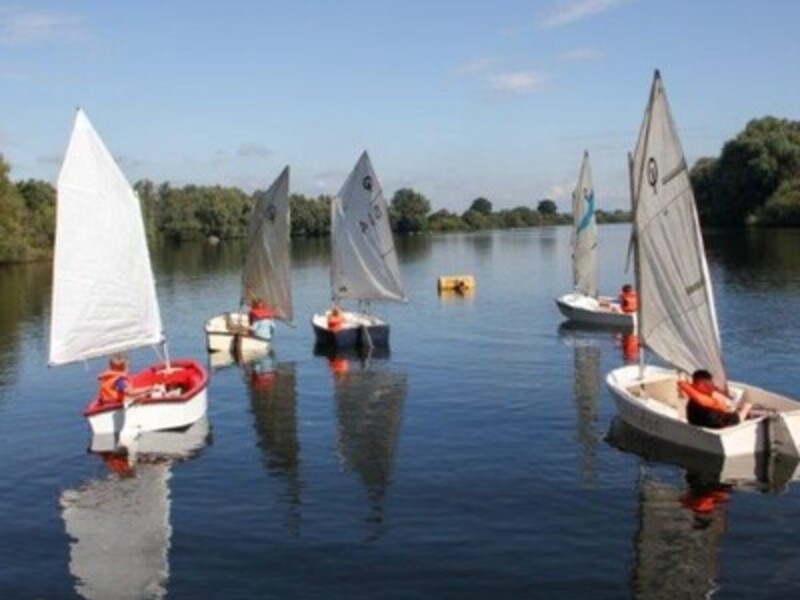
61, 463, 171, 600
241, 166, 293, 322
331, 151, 405, 303
50, 109, 163, 366
572, 151, 598, 297
631, 71, 726, 387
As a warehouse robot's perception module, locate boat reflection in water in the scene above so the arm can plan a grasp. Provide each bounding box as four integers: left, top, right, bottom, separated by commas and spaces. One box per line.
558, 324, 603, 487
607, 417, 800, 599
242, 350, 302, 535
60, 417, 211, 600
316, 344, 408, 538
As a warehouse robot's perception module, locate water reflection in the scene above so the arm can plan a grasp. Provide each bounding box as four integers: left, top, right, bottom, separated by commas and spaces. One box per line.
559, 329, 602, 487
394, 234, 432, 265
0, 262, 51, 388
243, 353, 302, 535
319, 347, 407, 539
60, 417, 210, 600
608, 417, 800, 598
708, 229, 800, 290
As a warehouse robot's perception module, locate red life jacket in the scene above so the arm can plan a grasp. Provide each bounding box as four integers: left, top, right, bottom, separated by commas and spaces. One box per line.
677, 381, 730, 414
98, 370, 126, 404
621, 290, 638, 313
327, 312, 344, 331
249, 305, 275, 323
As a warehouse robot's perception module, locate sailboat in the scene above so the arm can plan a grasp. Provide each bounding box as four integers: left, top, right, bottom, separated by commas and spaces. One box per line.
311, 152, 406, 349
606, 70, 800, 458
50, 109, 209, 437
205, 166, 292, 357
555, 151, 634, 328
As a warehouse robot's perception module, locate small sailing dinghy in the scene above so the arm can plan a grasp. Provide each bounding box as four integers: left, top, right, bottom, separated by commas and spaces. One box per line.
311, 152, 406, 349
50, 109, 209, 438
555, 151, 634, 329
606, 71, 800, 458
205, 167, 292, 357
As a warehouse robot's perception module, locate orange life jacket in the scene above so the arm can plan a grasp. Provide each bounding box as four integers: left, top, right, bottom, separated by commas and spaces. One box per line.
328, 312, 344, 331
98, 370, 127, 404
621, 290, 638, 313
677, 380, 730, 414
249, 305, 275, 322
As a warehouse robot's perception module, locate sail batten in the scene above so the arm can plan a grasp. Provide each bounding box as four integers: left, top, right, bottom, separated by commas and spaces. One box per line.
50, 109, 163, 366
331, 152, 405, 303
631, 72, 726, 387
240, 166, 293, 322
572, 151, 598, 297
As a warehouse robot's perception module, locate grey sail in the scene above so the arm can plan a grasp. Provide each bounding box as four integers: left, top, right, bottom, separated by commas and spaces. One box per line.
241, 166, 293, 322
572, 150, 598, 297
331, 152, 405, 303
631, 71, 726, 387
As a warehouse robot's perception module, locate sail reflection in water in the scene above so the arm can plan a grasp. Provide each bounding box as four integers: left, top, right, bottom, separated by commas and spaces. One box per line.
244, 354, 302, 534
328, 349, 407, 536
60, 417, 210, 600
559, 326, 602, 487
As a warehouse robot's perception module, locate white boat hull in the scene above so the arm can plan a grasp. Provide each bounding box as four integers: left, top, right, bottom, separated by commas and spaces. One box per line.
606, 364, 800, 458
85, 360, 209, 437
556, 292, 634, 329
205, 312, 270, 355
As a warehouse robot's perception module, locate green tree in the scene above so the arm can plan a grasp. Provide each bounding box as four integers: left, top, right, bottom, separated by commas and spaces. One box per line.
693, 117, 800, 226
0, 156, 30, 263
757, 176, 800, 226
537, 199, 558, 215
390, 188, 431, 234
469, 197, 493, 215
428, 209, 467, 231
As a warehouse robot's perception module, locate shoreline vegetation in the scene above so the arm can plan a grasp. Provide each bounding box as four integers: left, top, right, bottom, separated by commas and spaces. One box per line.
1, 116, 798, 265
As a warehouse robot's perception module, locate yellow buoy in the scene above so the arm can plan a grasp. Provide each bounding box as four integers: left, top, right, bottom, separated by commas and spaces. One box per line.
437, 275, 476, 294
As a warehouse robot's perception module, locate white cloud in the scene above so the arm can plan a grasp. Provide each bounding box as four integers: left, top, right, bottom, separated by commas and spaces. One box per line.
559, 47, 604, 62
454, 57, 493, 75
0, 8, 84, 46
547, 183, 570, 201
539, 0, 630, 29
486, 71, 547, 95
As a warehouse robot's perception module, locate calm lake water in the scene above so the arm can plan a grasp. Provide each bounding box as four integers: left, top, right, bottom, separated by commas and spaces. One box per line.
2, 225, 800, 599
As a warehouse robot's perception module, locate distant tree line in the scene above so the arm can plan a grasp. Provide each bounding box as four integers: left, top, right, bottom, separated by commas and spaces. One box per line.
690, 116, 800, 227
0, 154, 628, 265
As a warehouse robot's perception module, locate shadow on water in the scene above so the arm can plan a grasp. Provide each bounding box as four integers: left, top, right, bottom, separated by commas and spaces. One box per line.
607, 417, 800, 598
315, 346, 407, 540
61, 418, 210, 600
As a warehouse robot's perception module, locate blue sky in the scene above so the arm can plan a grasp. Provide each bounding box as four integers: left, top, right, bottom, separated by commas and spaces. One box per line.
1, 0, 798, 211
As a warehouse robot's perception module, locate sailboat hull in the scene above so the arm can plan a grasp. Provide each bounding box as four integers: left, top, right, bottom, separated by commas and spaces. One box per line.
311, 312, 390, 349
84, 359, 209, 436
606, 364, 800, 458
205, 312, 271, 355
556, 292, 634, 329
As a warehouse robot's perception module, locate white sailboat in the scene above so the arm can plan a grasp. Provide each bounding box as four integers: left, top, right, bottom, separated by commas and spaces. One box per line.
311, 151, 406, 349
50, 109, 208, 437
606, 71, 800, 458
555, 151, 634, 328
205, 166, 292, 357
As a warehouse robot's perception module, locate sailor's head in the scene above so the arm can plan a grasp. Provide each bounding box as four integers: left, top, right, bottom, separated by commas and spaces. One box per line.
622, 284, 633, 293
692, 369, 715, 393
109, 353, 129, 372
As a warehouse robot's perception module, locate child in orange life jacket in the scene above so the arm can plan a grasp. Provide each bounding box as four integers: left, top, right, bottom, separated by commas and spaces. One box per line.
619, 284, 638, 314
97, 354, 154, 405
248, 298, 275, 341
327, 306, 344, 331
679, 369, 752, 429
